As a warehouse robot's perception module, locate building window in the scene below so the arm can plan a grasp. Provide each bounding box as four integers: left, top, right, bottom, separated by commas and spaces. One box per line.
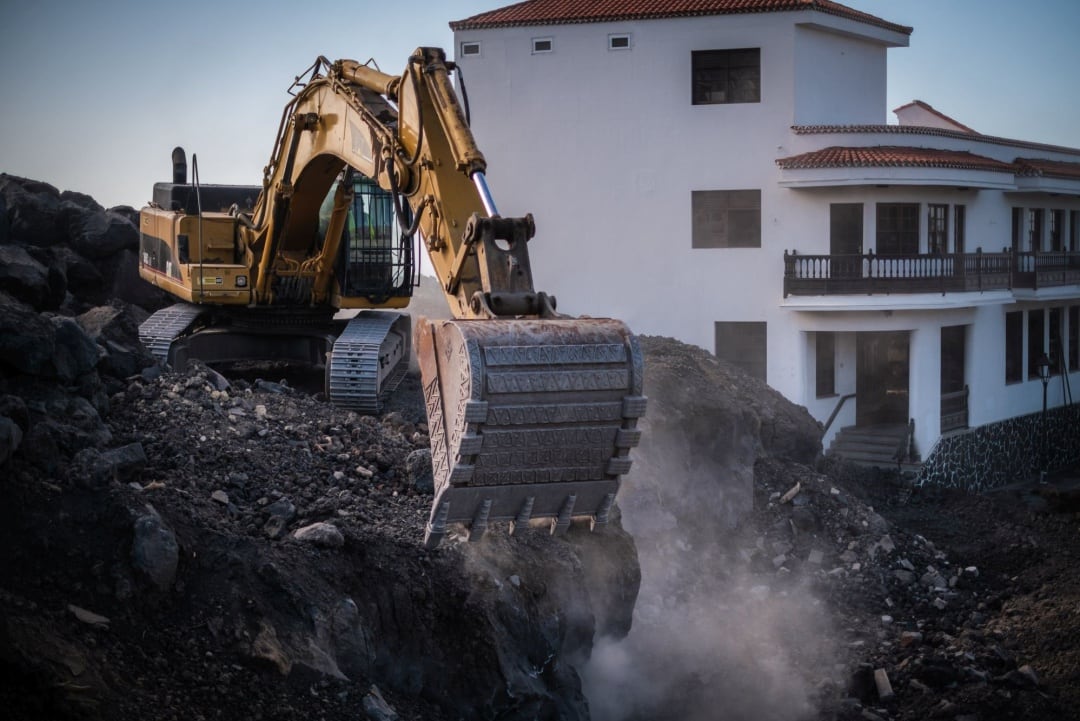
1070, 211, 1080, 252
532, 37, 553, 54
1028, 208, 1043, 251
815, 332, 836, 397
1005, 310, 1023, 384
1028, 309, 1045, 380
1050, 210, 1064, 252
1050, 307, 1063, 374
1070, 305, 1079, 370
928, 204, 948, 254
692, 189, 761, 248
1012, 208, 1023, 250
609, 34, 631, 50
692, 48, 760, 105
954, 205, 966, 254
876, 203, 919, 256
460, 41, 481, 57
716, 321, 766, 381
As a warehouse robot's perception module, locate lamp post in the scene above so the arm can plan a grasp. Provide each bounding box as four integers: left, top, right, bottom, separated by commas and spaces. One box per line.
1037, 353, 1051, 484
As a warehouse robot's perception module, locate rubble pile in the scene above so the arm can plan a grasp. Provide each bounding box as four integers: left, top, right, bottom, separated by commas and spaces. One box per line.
0, 174, 639, 721
751, 458, 1071, 720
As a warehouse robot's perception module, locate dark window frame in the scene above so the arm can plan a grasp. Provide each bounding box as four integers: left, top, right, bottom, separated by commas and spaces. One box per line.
928, 204, 948, 254
1070, 305, 1079, 371
815, 332, 836, 398
1005, 310, 1023, 384
954, 205, 966, 254
876, 203, 920, 256
1050, 209, 1064, 252
1050, 307, 1063, 375
691, 189, 761, 248
692, 48, 761, 105
1028, 309, 1045, 380
1028, 208, 1043, 251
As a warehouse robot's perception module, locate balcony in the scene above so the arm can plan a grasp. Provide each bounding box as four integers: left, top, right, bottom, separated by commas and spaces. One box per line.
784, 250, 1080, 297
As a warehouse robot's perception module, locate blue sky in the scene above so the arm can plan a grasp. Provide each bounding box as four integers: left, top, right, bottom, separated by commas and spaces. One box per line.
1, 0, 1077, 209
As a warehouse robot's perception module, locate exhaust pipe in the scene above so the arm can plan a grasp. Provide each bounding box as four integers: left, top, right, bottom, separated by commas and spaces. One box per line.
172, 147, 187, 184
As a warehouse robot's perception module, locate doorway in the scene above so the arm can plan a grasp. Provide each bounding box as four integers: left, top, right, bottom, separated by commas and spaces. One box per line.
856, 331, 910, 426
830, 203, 863, 278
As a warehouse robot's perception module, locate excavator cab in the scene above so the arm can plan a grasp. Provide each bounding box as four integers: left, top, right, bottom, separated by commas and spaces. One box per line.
330, 174, 417, 304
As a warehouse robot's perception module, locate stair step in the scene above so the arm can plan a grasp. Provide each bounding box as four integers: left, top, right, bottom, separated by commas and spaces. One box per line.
827, 423, 919, 470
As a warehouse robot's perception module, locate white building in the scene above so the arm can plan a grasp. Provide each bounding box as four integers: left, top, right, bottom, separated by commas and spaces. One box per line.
449, 0, 1080, 488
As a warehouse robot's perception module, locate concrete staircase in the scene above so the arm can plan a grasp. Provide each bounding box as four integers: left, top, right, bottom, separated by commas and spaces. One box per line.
828, 424, 914, 469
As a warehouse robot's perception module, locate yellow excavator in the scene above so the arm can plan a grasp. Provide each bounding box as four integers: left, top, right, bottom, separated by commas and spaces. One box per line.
138, 48, 645, 547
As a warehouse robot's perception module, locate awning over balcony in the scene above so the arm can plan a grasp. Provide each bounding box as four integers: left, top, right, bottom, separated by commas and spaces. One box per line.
777, 148, 1080, 196
1012, 158, 1080, 195
776, 146, 1018, 189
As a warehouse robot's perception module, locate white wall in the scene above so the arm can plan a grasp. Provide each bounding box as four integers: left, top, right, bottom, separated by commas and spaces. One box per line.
456, 13, 822, 352
793, 25, 887, 125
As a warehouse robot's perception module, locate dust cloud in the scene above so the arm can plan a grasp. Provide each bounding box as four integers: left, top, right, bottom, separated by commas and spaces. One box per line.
581, 404, 842, 720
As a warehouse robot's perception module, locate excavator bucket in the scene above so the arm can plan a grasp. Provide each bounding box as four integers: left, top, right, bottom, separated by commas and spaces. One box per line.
416, 317, 646, 548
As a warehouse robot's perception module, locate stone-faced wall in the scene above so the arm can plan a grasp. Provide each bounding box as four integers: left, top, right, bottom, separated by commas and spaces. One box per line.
918, 404, 1080, 492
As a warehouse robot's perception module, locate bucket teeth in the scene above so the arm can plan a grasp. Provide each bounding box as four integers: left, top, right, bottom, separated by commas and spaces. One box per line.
468, 499, 493, 542
509, 496, 535, 536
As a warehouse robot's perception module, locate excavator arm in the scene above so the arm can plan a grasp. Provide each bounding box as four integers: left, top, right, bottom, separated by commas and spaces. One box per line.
332, 48, 645, 547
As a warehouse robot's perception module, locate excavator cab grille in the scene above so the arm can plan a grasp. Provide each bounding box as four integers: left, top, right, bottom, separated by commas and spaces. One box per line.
336, 175, 418, 303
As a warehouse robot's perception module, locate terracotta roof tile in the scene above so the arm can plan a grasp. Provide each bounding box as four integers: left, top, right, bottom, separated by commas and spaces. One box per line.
450, 0, 911, 34
791, 125, 1080, 157
776, 146, 1016, 172
1014, 157, 1080, 180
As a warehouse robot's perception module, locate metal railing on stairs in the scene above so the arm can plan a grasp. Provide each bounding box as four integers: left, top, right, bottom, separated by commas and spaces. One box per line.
821, 393, 856, 440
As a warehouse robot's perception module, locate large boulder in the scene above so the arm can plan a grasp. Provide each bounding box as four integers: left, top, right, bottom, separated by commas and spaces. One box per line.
77, 302, 154, 380
0, 174, 66, 247
0, 294, 56, 375
44, 245, 104, 302
49, 315, 102, 382
0, 244, 55, 309
65, 203, 139, 260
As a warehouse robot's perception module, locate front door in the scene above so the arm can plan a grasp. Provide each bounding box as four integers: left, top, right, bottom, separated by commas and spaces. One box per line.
830, 203, 863, 278
856, 331, 910, 426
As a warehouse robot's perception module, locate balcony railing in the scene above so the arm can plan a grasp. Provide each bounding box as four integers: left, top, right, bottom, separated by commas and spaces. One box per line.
784, 249, 1080, 297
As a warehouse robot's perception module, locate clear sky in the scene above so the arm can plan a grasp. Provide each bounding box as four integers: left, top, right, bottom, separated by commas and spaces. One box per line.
1, 0, 1077, 209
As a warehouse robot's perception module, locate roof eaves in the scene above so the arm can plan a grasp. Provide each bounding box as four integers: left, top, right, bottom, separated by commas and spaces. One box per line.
449, 1, 912, 35
775, 147, 1016, 173
791, 125, 1080, 158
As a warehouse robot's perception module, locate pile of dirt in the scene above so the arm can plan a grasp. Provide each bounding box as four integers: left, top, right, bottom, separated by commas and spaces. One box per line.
4, 173, 1080, 721
0, 174, 639, 720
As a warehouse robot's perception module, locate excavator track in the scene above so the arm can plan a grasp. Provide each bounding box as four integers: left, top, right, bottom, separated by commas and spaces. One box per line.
138, 303, 206, 365
417, 317, 646, 548
326, 311, 411, 413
